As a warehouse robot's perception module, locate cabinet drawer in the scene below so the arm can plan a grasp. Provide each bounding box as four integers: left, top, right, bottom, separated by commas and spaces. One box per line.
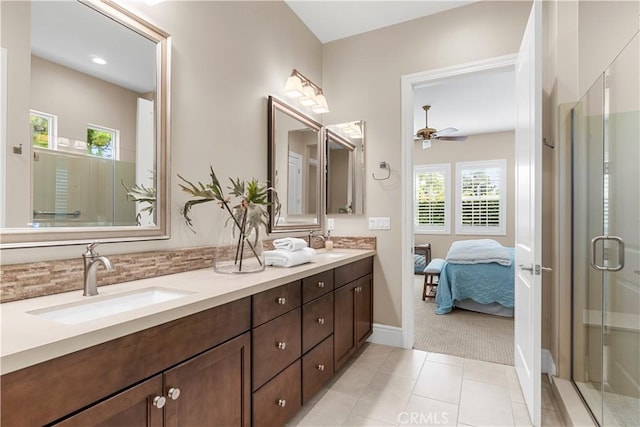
302, 335, 334, 405
252, 308, 301, 390
302, 270, 334, 303
253, 360, 301, 427
335, 257, 373, 288
252, 280, 301, 327
302, 292, 334, 353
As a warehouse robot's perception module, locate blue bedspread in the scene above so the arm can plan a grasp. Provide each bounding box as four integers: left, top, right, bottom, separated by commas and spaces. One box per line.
435, 248, 515, 314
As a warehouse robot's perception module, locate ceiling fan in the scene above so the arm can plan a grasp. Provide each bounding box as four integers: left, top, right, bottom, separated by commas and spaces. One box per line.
414, 105, 467, 148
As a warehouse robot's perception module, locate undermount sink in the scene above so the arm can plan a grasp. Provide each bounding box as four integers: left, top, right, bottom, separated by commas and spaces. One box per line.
29, 287, 193, 325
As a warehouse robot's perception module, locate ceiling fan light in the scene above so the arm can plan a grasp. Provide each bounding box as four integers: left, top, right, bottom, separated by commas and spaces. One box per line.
284, 75, 304, 98
311, 93, 329, 114
299, 85, 318, 106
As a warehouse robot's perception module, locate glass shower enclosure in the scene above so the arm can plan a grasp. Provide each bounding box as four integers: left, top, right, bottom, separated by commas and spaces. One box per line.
571, 31, 639, 426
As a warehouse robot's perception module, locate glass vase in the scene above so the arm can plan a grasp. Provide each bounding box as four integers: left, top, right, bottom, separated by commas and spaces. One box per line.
213, 216, 265, 274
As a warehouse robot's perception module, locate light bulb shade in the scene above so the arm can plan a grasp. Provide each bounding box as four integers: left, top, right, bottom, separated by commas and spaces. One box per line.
311, 93, 329, 114
284, 75, 304, 98
299, 85, 318, 106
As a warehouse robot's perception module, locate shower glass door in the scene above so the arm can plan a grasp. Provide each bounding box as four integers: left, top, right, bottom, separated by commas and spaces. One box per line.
572, 32, 640, 427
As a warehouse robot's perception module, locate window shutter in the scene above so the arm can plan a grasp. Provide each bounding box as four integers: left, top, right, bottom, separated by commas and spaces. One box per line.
414, 163, 450, 234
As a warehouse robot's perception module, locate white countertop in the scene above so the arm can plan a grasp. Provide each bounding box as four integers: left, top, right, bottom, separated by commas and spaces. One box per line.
1, 249, 375, 375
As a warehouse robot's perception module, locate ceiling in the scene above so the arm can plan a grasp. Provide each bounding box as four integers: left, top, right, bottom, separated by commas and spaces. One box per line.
285, 0, 515, 137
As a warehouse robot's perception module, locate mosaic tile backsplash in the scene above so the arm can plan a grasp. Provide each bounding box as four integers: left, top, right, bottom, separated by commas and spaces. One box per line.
0, 236, 376, 303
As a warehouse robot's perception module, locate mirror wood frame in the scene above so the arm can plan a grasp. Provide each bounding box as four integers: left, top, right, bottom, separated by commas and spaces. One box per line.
267, 96, 323, 233
0, 0, 171, 249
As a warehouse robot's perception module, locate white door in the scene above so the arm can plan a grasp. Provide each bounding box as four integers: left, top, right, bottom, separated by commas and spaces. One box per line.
514, 1, 542, 426
287, 152, 302, 214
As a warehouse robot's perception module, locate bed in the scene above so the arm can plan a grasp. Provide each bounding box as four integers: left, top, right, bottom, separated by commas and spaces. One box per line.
434, 239, 515, 316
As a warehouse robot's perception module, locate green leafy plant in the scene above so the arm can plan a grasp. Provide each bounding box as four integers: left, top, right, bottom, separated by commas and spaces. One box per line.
178, 166, 280, 271
122, 180, 156, 225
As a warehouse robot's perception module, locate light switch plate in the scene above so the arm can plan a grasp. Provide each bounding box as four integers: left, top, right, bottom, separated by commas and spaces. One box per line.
368, 217, 391, 230
327, 218, 335, 230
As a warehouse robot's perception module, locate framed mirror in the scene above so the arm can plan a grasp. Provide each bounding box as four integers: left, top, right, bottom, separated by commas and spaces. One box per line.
325, 121, 365, 215
267, 96, 323, 233
0, 0, 171, 248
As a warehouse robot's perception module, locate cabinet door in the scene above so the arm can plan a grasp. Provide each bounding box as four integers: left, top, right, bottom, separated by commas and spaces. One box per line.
334, 281, 356, 371
355, 274, 373, 347
53, 376, 164, 427
302, 292, 334, 353
164, 332, 251, 427
253, 360, 301, 427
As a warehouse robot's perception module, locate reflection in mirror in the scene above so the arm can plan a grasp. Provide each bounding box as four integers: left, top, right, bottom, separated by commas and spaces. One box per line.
0, 1, 170, 247
267, 96, 323, 233
325, 121, 365, 215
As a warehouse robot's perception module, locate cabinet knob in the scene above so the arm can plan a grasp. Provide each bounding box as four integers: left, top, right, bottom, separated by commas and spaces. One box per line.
317, 364, 325, 371
277, 341, 287, 350
355, 286, 362, 293
317, 317, 325, 325
152, 395, 166, 409
277, 297, 286, 305
277, 399, 287, 408
317, 281, 325, 288
167, 387, 181, 400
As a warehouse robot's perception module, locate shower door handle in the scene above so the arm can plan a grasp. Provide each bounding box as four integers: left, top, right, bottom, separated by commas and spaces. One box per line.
590, 235, 625, 272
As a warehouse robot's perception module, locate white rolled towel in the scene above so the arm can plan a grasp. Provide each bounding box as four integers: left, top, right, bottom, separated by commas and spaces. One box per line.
273, 237, 308, 252
264, 247, 316, 267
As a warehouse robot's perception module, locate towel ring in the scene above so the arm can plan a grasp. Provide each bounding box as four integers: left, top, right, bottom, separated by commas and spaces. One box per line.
372, 161, 391, 181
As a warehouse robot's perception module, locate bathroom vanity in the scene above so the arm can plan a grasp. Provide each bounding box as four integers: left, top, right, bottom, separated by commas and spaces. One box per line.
0, 249, 374, 426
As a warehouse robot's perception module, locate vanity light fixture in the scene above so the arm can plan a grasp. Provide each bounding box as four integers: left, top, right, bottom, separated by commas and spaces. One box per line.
283, 69, 330, 114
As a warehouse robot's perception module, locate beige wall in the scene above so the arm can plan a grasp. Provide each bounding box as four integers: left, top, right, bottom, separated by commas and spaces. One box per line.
30, 56, 140, 162
321, 1, 531, 328
413, 131, 515, 260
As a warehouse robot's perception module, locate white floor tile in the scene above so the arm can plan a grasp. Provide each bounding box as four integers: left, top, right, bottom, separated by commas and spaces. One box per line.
298, 389, 358, 426
368, 372, 417, 395
331, 364, 378, 398
352, 387, 413, 425
401, 395, 458, 426
506, 366, 526, 404
463, 358, 509, 387
511, 402, 533, 426
342, 413, 395, 426
379, 348, 427, 380
458, 379, 514, 426
426, 352, 465, 367
413, 361, 463, 405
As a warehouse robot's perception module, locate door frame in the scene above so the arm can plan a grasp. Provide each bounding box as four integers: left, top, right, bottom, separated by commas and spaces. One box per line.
400, 54, 517, 348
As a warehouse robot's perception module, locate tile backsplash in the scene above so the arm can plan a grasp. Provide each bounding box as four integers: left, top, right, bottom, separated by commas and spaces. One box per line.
0, 236, 376, 303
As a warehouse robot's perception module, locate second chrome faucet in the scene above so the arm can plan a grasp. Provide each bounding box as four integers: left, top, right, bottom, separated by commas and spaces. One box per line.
82, 242, 113, 296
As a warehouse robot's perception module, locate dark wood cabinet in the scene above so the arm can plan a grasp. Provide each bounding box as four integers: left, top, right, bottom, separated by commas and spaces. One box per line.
53, 376, 164, 427
252, 360, 302, 427
334, 258, 374, 371
302, 292, 334, 353
302, 335, 334, 405
252, 280, 301, 327
164, 332, 251, 426
302, 270, 334, 303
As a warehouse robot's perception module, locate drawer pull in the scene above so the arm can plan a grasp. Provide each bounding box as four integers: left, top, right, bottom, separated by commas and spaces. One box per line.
277, 341, 287, 350
167, 387, 181, 400
317, 317, 325, 325
278, 399, 287, 408
355, 286, 362, 293
152, 395, 166, 409
317, 364, 325, 371
317, 281, 325, 288
277, 297, 287, 305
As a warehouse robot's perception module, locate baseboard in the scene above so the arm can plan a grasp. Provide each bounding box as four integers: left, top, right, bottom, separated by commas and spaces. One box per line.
368, 323, 403, 347
542, 348, 557, 376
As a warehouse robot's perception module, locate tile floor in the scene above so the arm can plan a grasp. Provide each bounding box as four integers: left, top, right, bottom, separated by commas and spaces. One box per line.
289, 343, 566, 426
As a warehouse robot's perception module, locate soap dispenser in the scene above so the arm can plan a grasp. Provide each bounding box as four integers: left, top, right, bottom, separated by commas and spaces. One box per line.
325, 230, 334, 251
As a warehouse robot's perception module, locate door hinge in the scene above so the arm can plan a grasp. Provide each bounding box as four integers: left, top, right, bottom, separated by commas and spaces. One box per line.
604, 162, 610, 175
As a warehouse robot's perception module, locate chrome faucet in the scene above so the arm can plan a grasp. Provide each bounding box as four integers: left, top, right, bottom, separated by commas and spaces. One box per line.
308, 230, 326, 247
82, 242, 113, 296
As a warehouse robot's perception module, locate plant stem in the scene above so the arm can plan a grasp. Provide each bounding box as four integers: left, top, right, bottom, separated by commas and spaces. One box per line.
237, 208, 248, 271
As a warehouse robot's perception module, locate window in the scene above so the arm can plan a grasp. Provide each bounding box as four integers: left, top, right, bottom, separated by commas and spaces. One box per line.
455, 159, 507, 235
414, 163, 450, 234
30, 110, 57, 149
87, 124, 119, 159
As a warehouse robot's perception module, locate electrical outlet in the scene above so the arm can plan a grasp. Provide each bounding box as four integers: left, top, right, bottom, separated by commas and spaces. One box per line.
327, 218, 335, 230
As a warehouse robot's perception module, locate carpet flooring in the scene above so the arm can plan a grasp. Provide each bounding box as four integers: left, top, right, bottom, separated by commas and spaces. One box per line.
413, 275, 514, 365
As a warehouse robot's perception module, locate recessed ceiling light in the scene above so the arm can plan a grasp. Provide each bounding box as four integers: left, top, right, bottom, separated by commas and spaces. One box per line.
91, 57, 107, 65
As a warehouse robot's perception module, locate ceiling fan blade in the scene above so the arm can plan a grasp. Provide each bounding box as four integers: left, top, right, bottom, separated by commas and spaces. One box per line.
433, 127, 458, 136
434, 135, 468, 141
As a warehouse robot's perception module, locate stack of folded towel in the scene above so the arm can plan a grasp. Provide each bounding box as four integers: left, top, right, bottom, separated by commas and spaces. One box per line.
264, 238, 316, 267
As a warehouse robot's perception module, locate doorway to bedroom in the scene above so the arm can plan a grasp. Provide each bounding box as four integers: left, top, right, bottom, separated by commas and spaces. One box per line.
404, 57, 517, 365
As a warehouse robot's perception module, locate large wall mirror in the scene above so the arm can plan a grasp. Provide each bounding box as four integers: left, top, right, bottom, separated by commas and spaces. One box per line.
0, 0, 171, 248
326, 121, 365, 215
267, 96, 323, 233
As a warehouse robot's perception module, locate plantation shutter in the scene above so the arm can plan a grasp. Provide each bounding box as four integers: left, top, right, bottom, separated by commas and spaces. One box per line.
456, 160, 506, 235
414, 164, 450, 234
